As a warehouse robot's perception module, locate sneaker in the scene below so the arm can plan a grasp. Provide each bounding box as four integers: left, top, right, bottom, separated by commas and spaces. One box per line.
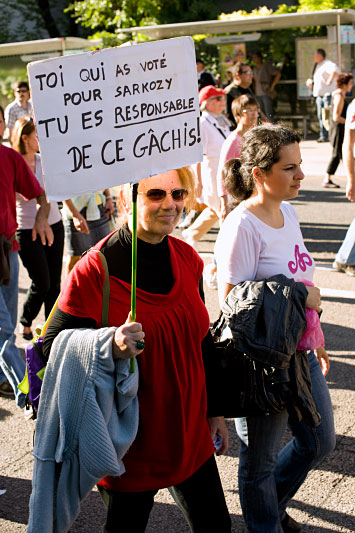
332, 260, 347, 273
0, 381, 14, 397
281, 512, 302, 532
204, 263, 218, 289
182, 229, 198, 250
322, 179, 340, 188
345, 265, 355, 277
19, 324, 33, 341
24, 405, 35, 421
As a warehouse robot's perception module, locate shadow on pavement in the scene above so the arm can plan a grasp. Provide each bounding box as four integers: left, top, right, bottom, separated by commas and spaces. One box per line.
296, 189, 346, 204
322, 322, 355, 353
290, 498, 355, 532
0, 407, 13, 421
300, 222, 348, 254
0, 476, 30, 525
147, 501, 244, 532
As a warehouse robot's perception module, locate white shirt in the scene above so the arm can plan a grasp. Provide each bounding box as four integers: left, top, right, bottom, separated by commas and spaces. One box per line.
345, 99, 355, 130
4, 99, 33, 129
199, 111, 231, 212
16, 153, 61, 229
215, 201, 315, 307
313, 59, 338, 97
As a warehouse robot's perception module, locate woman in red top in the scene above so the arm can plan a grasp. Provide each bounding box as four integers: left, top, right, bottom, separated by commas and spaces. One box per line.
44, 167, 230, 532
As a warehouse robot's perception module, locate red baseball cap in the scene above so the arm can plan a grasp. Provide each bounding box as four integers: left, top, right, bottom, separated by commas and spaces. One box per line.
199, 85, 226, 106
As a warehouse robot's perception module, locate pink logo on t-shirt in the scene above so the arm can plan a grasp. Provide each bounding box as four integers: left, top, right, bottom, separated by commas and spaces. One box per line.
288, 244, 312, 274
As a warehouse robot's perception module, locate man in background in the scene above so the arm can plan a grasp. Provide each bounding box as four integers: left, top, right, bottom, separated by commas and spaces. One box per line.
251, 51, 281, 123
4, 81, 33, 144
0, 105, 53, 406
306, 49, 338, 142
197, 59, 215, 90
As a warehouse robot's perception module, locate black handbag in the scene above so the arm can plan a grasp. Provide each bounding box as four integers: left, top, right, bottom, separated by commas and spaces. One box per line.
211, 312, 291, 418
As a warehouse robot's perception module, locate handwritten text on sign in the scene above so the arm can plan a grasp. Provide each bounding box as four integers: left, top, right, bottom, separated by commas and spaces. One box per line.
28, 37, 202, 201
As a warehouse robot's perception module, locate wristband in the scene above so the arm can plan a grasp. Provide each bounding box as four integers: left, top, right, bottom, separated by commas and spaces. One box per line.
105, 195, 112, 200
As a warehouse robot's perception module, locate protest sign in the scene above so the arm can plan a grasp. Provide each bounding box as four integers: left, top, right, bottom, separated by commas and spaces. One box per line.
27, 37, 202, 201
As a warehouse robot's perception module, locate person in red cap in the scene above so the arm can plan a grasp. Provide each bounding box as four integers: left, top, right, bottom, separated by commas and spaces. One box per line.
182, 85, 232, 252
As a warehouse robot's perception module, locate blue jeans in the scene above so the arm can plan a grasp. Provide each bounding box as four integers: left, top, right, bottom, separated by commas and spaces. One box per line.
336, 218, 355, 266
315, 95, 331, 141
235, 351, 335, 532
0, 251, 26, 407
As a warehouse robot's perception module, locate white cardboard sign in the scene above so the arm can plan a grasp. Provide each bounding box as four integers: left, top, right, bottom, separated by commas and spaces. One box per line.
27, 37, 202, 201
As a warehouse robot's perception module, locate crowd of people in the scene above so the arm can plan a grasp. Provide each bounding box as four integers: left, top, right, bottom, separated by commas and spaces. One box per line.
0, 46, 354, 531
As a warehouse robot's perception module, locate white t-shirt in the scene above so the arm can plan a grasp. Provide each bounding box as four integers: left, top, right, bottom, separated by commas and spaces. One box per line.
313, 59, 338, 97
215, 201, 315, 306
345, 99, 355, 129
16, 153, 61, 229
200, 111, 231, 212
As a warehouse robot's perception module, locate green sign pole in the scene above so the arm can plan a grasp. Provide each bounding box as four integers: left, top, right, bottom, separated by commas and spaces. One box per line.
130, 183, 138, 373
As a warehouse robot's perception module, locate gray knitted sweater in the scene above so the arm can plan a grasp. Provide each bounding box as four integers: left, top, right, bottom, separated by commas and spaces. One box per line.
27, 327, 139, 533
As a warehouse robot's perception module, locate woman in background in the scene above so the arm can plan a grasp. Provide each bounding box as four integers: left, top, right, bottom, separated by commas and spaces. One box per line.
324, 72, 353, 188
182, 85, 231, 250
12, 117, 64, 340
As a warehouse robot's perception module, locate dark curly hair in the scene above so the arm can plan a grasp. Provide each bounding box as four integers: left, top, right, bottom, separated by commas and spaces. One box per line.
336, 72, 353, 88
226, 124, 301, 201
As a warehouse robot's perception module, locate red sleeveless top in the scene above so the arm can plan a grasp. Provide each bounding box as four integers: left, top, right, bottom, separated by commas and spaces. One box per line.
59, 235, 214, 492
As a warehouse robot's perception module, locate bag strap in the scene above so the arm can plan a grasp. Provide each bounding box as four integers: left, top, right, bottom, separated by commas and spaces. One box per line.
90, 249, 110, 327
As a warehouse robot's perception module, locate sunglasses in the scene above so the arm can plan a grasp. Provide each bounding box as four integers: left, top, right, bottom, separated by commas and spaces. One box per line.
139, 188, 188, 202
16, 89, 29, 93
241, 70, 253, 75
209, 95, 225, 101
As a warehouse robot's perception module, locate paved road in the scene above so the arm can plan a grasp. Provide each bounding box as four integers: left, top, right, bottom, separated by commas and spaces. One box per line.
1, 140, 354, 532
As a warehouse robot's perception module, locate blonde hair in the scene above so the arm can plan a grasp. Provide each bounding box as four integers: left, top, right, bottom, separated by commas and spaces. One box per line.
117, 166, 196, 223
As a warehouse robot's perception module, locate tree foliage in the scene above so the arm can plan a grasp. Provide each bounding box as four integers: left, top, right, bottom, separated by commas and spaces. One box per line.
65, 0, 219, 44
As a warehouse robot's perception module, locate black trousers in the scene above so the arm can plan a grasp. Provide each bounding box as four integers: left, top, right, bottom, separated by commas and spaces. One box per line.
97, 455, 231, 533
16, 220, 64, 326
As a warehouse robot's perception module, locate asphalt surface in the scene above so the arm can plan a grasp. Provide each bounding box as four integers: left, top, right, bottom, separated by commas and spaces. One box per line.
0, 139, 354, 532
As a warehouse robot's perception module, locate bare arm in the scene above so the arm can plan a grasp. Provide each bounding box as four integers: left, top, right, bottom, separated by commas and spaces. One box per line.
343, 128, 355, 201
327, 70, 337, 86
270, 71, 281, 93
332, 93, 345, 124
195, 162, 203, 198
103, 189, 114, 215
222, 282, 322, 312
64, 199, 90, 233
32, 191, 54, 246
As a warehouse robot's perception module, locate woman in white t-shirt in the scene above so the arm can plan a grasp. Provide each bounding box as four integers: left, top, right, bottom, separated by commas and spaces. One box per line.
215, 125, 335, 533
12, 117, 64, 340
